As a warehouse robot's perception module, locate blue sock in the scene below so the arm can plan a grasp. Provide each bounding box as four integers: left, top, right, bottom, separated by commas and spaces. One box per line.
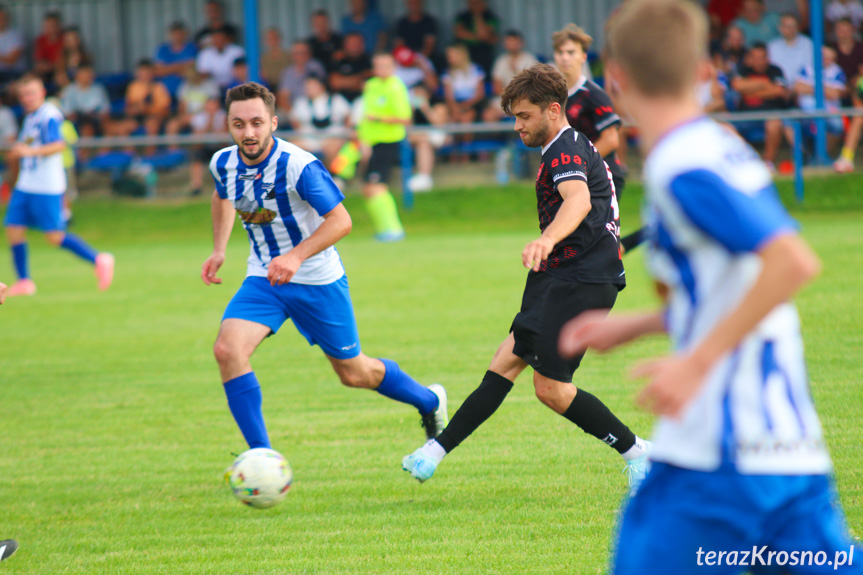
223, 372, 270, 449
376, 358, 438, 415
11, 243, 28, 280
59, 233, 98, 264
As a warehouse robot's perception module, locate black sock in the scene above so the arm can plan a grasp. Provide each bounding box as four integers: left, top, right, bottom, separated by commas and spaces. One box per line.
621, 227, 646, 253
436, 370, 514, 453
562, 389, 636, 454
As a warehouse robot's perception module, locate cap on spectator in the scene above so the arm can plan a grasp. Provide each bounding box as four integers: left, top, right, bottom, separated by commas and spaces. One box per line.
393, 46, 416, 67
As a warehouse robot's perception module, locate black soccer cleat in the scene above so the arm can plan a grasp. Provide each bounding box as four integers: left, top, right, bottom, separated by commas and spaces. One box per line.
0, 539, 18, 561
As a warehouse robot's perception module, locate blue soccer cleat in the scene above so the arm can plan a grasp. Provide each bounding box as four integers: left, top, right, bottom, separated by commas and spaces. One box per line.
402, 449, 438, 483
622, 441, 652, 496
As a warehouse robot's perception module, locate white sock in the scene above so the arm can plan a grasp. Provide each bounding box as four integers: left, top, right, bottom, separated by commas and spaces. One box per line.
621, 437, 650, 461
419, 439, 447, 464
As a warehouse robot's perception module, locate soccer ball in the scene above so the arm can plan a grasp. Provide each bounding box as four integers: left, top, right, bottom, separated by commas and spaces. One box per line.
227, 448, 293, 509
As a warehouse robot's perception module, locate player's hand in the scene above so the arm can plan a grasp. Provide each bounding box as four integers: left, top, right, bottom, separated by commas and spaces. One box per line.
558, 309, 626, 357
201, 253, 225, 285
0, 281, 7, 305
522, 236, 556, 271
267, 253, 302, 286
633, 354, 710, 419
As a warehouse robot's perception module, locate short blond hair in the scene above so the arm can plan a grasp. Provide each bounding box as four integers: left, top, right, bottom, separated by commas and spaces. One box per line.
607, 0, 707, 97
552, 23, 592, 52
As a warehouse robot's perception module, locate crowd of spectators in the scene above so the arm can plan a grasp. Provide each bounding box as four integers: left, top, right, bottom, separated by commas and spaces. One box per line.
1, 0, 863, 191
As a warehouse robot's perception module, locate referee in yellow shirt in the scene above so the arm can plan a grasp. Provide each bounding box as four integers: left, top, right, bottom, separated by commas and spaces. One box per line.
358, 52, 412, 242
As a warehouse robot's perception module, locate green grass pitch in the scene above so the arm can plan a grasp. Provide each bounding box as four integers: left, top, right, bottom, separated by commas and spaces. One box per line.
0, 174, 860, 574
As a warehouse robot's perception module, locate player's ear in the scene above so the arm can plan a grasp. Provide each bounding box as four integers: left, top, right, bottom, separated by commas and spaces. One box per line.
548, 101, 561, 119
271, 113, 278, 132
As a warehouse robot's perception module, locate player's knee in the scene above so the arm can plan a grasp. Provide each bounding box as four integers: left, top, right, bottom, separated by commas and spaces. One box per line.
336, 369, 369, 388
213, 337, 240, 367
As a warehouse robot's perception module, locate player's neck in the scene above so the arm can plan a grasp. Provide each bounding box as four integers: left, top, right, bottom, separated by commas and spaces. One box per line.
629, 95, 703, 155
542, 119, 570, 149
565, 72, 583, 91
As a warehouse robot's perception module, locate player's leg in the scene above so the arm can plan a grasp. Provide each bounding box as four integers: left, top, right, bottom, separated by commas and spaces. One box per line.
402, 332, 529, 482
217, 277, 292, 450
4, 190, 36, 295
834, 92, 863, 173
362, 143, 404, 242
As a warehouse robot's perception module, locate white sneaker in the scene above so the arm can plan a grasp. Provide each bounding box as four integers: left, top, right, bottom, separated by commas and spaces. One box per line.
408, 173, 434, 193
833, 157, 854, 173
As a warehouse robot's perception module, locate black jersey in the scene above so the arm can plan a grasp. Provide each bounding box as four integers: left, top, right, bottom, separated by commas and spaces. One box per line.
564, 77, 625, 188
535, 126, 625, 287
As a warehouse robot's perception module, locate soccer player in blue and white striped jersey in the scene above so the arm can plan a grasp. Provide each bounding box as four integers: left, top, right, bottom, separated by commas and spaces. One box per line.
3, 74, 113, 297
202, 82, 447, 456
561, 2, 862, 573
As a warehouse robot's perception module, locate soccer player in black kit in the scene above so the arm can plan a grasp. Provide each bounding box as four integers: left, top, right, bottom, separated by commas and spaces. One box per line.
402, 63, 650, 492
553, 23, 644, 253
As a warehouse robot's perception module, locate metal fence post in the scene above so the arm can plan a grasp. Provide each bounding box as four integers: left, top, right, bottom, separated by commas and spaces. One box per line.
792, 120, 805, 202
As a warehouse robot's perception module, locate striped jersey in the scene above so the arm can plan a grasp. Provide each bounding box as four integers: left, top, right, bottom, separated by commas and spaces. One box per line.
16, 102, 66, 195
642, 117, 831, 475
210, 137, 346, 285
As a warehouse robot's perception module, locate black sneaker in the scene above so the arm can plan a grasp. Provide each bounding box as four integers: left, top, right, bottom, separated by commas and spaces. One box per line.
0, 539, 18, 561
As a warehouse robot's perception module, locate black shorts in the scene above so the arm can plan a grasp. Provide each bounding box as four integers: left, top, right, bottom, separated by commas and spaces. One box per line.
510, 272, 618, 383
364, 142, 401, 184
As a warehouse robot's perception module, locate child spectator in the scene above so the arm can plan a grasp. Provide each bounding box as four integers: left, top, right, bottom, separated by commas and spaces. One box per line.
794, 46, 847, 139
164, 67, 221, 148
0, 6, 25, 86
260, 27, 291, 89
196, 26, 245, 91
153, 21, 198, 100
289, 75, 352, 163
59, 64, 109, 159
277, 41, 326, 116
442, 42, 486, 127
453, 0, 500, 75
107, 59, 172, 154
483, 30, 539, 122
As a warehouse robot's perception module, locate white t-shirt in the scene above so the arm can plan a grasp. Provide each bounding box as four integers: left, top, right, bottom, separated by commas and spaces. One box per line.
290, 93, 351, 132
0, 105, 18, 143
191, 108, 226, 133
826, 0, 863, 26
196, 44, 246, 88
442, 63, 485, 102
492, 51, 540, 89
767, 34, 814, 86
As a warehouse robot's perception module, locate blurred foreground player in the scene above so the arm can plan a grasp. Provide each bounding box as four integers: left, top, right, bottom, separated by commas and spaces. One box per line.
561, 2, 863, 573
202, 82, 447, 454
3, 74, 113, 296
403, 64, 650, 491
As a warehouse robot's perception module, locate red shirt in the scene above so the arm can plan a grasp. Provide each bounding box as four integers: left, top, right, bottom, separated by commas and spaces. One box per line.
707, 0, 743, 27
35, 34, 63, 65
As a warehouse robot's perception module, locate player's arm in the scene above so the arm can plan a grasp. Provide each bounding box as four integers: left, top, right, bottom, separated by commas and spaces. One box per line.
201, 189, 236, 285
592, 126, 620, 158
559, 310, 665, 357
267, 203, 351, 286
590, 91, 622, 158
522, 178, 591, 271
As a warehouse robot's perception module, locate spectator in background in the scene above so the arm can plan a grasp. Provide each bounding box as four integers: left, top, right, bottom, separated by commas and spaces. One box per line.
106, 59, 171, 153
698, 61, 729, 113
196, 26, 245, 91
153, 21, 198, 100
731, 42, 789, 169
483, 30, 539, 122
714, 24, 749, 77
453, 0, 500, 76
277, 41, 326, 116
0, 6, 25, 86
767, 13, 812, 87
442, 42, 486, 129
707, 0, 743, 29
307, 10, 343, 74
54, 26, 92, 89
59, 64, 109, 159
832, 16, 863, 172
225, 57, 254, 91
734, 0, 781, 46
195, 0, 239, 48
0, 86, 18, 202
342, 0, 387, 56
188, 96, 226, 197
330, 32, 373, 103
260, 27, 291, 89
827, 0, 863, 29
794, 46, 847, 142
394, 0, 440, 68
34, 11, 64, 90
289, 75, 352, 163
165, 66, 221, 146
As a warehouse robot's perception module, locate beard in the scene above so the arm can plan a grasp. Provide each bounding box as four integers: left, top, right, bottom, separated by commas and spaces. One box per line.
523, 117, 551, 148
240, 139, 267, 161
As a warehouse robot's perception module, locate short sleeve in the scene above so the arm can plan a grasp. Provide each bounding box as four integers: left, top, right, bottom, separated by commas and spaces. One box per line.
41, 116, 62, 144
296, 159, 345, 216
588, 88, 622, 133
669, 169, 798, 253
547, 139, 589, 185
210, 150, 231, 199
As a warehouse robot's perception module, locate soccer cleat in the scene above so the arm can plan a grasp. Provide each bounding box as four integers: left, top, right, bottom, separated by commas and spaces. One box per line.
95, 253, 115, 291
622, 441, 653, 496
374, 230, 406, 243
6, 279, 36, 297
0, 539, 18, 561
833, 157, 854, 174
420, 384, 449, 440
407, 173, 434, 193
402, 449, 438, 483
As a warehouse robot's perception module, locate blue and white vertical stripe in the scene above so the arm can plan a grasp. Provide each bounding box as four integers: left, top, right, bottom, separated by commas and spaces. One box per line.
642, 118, 832, 475
15, 102, 66, 195
210, 137, 346, 286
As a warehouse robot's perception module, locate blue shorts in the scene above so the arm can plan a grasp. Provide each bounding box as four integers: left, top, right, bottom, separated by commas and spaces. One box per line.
613, 463, 862, 574
222, 275, 361, 360
3, 190, 65, 231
